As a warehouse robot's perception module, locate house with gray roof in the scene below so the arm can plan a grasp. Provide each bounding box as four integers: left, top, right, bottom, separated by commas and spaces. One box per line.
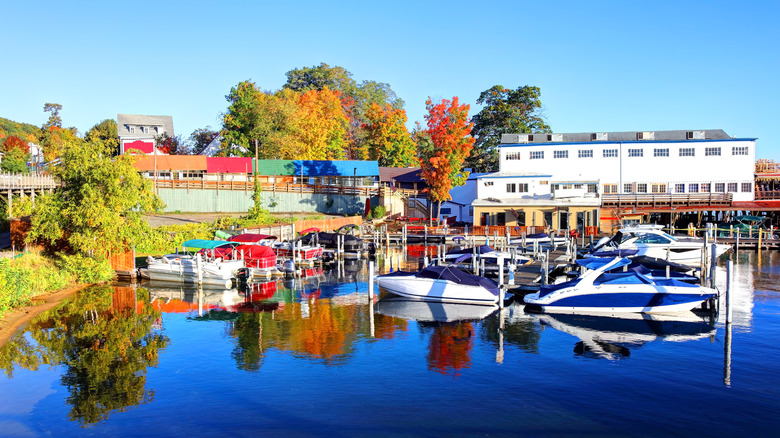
117, 114, 174, 154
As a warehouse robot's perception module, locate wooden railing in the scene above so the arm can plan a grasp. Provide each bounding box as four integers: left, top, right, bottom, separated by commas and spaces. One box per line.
755, 190, 780, 200
0, 172, 58, 190
152, 178, 380, 197
601, 193, 732, 208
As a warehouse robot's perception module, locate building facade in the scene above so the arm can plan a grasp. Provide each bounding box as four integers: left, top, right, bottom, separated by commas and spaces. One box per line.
117, 114, 175, 154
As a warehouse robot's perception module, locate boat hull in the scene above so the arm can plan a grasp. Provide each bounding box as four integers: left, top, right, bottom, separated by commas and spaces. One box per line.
524, 288, 716, 313
140, 268, 233, 288
375, 276, 498, 305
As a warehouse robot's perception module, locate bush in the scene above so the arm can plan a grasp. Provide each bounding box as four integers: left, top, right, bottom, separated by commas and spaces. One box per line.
56, 253, 115, 284
370, 205, 386, 219
0, 251, 71, 317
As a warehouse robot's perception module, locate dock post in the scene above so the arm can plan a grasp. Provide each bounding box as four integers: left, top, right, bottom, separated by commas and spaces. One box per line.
368, 261, 374, 299
710, 243, 717, 288
498, 260, 505, 309
758, 228, 763, 253
735, 233, 740, 257
726, 260, 733, 324
480, 258, 485, 277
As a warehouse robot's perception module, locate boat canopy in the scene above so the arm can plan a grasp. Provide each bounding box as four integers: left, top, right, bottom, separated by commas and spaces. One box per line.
298, 227, 320, 235
182, 239, 236, 250
228, 233, 277, 243
446, 245, 495, 257
577, 257, 631, 272
415, 266, 499, 295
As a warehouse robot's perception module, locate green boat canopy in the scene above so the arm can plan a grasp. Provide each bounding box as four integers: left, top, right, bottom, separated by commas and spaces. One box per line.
182, 239, 235, 249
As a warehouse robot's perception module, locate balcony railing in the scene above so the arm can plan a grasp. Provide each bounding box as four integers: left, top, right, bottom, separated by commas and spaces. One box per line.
600, 193, 732, 208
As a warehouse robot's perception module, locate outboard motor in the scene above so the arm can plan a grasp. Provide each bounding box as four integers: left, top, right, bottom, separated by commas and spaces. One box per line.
282, 259, 296, 278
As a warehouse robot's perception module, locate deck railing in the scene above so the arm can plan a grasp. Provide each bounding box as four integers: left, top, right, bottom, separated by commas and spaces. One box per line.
601, 193, 732, 208
152, 178, 381, 197
0, 172, 58, 190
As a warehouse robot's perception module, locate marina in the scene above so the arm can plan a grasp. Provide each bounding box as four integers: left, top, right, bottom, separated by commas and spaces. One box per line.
1, 245, 779, 436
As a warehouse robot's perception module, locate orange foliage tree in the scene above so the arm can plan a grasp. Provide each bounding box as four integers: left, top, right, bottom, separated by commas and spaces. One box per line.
2, 135, 29, 154
362, 103, 418, 166
290, 87, 349, 160
420, 97, 475, 221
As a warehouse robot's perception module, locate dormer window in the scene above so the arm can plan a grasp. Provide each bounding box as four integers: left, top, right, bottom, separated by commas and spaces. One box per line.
129, 126, 135, 133
142, 126, 149, 134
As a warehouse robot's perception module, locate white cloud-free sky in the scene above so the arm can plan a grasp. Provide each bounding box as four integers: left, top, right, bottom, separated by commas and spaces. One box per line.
2, 1, 777, 158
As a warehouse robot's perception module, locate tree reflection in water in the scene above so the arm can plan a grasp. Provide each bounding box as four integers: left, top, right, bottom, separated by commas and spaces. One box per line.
425, 322, 474, 377
0, 285, 169, 425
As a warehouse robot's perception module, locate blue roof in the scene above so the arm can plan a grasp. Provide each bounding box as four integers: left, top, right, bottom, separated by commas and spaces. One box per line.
295, 160, 379, 177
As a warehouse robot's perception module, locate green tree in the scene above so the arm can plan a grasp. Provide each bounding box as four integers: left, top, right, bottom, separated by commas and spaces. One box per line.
1, 135, 30, 172
363, 103, 417, 166
468, 85, 551, 172
154, 132, 189, 154
84, 119, 119, 155
43, 102, 63, 130
221, 80, 285, 158
420, 97, 474, 221
189, 127, 219, 154
27, 135, 164, 256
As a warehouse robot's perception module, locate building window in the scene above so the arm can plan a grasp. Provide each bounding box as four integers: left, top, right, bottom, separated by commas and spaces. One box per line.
129, 126, 135, 133
142, 126, 149, 134
539, 180, 549, 185
507, 183, 516, 193
554, 150, 568, 159
469, 207, 474, 217
689, 183, 699, 193
506, 152, 521, 160
651, 184, 666, 193
530, 151, 544, 159
587, 184, 598, 193
715, 183, 725, 193
603, 149, 618, 158
654, 148, 669, 157
742, 182, 752, 192
637, 183, 648, 193
440, 207, 452, 215
675, 183, 685, 193
578, 149, 593, 158
484, 181, 493, 186
727, 183, 738, 192
732, 146, 749, 156
519, 183, 529, 192
604, 184, 617, 194
624, 183, 633, 193
705, 147, 721, 156
628, 148, 643, 157
701, 183, 711, 192
679, 147, 695, 157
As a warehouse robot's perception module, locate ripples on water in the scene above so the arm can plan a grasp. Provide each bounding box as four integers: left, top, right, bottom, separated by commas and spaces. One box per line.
1, 250, 779, 437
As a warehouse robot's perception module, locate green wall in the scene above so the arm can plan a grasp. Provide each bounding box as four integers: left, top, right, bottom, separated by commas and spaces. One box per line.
157, 188, 377, 215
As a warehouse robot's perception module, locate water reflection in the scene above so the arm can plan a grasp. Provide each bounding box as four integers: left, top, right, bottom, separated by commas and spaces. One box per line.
533, 312, 716, 360
0, 285, 168, 425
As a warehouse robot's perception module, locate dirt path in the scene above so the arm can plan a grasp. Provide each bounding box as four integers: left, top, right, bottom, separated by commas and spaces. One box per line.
0, 285, 87, 348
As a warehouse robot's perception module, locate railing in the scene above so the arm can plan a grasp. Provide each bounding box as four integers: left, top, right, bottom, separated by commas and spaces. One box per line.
0, 172, 58, 190
152, 178, 380, 197
755, 190, 780, 200
601, 193, 732, 208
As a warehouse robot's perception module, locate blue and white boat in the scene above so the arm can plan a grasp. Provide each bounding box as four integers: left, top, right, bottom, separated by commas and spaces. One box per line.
375, 261, 500, 305
523, 257, 716, 313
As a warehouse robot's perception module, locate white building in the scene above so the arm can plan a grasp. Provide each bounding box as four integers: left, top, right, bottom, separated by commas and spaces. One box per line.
117, 114, 174, 155
499, 129, 756, 202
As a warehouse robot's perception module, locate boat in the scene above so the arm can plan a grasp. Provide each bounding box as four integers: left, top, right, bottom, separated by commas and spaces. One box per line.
375, 259, 500, 305
590, 227, 730, 266
532, 311, 716, 360
139, 239, 245, 288
298, 230, 367, 253
375, 297, 498, 322
442, 245, 532, 270
523, 257, 717, 313
510, 232, 568, 247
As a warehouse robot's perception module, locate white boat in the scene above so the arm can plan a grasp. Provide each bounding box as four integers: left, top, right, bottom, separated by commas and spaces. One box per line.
139, 239, 245, 288
375, 265, 500, 305
510, 232, 568, 246
524, 257, 717, 313
592, 227, 730, 266
443, 245, 532, 268
375, 297, 498, 322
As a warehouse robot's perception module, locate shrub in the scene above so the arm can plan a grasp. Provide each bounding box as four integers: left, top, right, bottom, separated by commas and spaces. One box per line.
56, 253, 115, 284
0, 251, 71, 317
370, 205, 386, 219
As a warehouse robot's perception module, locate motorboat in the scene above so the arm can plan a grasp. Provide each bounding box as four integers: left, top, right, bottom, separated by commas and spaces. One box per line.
523, 257, 717, 313
510, 232, 568, 247
442, 245, 532, 271
375, 297, 498, 322
140, 239, 245, 288
591, 227, 730, 266
375, 260, 500, 305
533, 311, 716, 360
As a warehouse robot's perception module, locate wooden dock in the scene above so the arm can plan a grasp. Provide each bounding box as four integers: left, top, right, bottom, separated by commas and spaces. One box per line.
715, 237, 780, 251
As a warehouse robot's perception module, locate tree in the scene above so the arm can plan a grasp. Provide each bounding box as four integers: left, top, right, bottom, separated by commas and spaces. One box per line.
221, 80, 285, 158
362, 103, 418, 166
154, 132, 189, 155
38, 125, 77, 162
1, 135, 29, 172
43, 102, 63, 130
289, 87, 349, 160
420, 97, 475, 222
283, 63, 357, 95
189, 127, 219, 154
27, 135, 164, 256
84, 119, 119, 155
468, 85, 551, 172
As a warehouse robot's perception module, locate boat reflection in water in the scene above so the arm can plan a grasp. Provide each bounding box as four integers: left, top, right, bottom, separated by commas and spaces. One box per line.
376, 298, 498, 376
533, 311, 715, 360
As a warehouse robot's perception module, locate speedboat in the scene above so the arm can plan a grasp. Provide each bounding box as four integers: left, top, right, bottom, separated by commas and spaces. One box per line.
523, 257, 716, 313
510, 232, 568, 247
140, 239, 245, 288
375, 262, 500, 305
443, 245, 532, 267
591, 227, 730, 266
375, 297, 498, 322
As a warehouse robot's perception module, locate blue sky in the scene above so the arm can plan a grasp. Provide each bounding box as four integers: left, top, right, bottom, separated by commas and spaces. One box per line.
1, 1, 778, 159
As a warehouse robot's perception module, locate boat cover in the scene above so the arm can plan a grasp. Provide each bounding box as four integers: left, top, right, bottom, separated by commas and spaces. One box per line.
228, 234, 277, 243
526, 233, 548, 239
446, 245, 495, 257
577, 257, 631, 271
183, 239, 236, 249
380, 266, 499, 295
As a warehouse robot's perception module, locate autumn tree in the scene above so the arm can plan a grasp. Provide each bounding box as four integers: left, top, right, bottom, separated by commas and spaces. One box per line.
362, 103, 417, 166
468, 85, 551, 172
154, 132, 189, 155
189, 127, 219, 154
84, 119, 119, 155
1, 135, 30, 172
221, 80, 292, 158
27, 135, 164, 256
288, 88, 349, 160
420, 97, 475, 222
43, 102, 62, 130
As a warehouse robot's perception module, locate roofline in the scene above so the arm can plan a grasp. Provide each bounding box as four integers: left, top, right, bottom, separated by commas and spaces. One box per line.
501, 138, 758, 148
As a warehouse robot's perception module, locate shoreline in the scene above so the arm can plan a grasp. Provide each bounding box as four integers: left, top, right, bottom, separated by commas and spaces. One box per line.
0, 284, 88, 348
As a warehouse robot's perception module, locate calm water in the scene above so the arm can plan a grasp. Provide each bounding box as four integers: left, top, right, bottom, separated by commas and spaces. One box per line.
1, 250, 779, 437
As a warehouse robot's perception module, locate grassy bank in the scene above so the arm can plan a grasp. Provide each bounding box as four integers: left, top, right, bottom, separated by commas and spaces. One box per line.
0, 250, 114, 319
